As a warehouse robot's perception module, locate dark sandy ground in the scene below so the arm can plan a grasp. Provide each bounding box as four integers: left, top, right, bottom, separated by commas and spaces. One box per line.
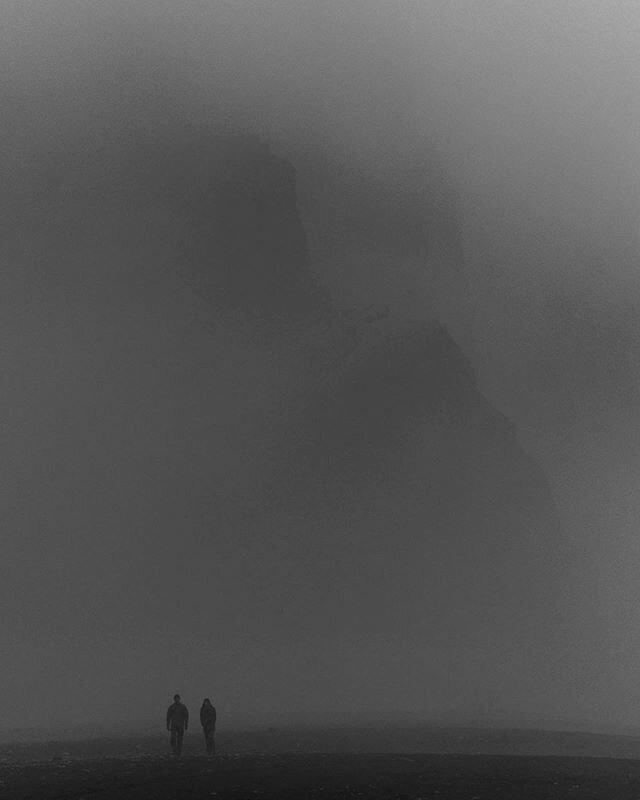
4, 728, 640, 799
4, 751, 640, 799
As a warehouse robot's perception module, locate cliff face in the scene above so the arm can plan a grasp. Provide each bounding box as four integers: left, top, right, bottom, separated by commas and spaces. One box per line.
15, 121, 565, 704
173, 137, 566, 689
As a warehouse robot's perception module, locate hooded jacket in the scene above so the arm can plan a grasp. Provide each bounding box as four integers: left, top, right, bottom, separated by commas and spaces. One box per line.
200, 703, 217, 730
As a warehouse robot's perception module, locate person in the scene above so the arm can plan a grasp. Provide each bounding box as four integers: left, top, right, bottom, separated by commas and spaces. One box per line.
200, 698, 217, 756
166, 694, 189, 757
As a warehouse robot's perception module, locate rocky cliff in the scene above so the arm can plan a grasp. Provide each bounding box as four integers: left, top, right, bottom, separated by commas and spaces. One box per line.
172, 135, 567, 691
3, 113, 569, 711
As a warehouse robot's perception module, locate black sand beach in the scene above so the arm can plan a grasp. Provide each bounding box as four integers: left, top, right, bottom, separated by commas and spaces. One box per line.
4, 729, 640, 799
5, 751, 640, 799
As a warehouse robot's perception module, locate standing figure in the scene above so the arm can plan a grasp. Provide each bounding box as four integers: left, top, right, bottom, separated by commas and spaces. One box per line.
166, 693, 189, 757
200, 698, 217, 756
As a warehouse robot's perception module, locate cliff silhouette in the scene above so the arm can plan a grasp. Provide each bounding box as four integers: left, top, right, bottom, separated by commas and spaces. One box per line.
15, 120, 568, 704
167, 134, 568, 696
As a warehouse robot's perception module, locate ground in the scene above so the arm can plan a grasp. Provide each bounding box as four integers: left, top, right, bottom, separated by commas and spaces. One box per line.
4, 752, 640, 799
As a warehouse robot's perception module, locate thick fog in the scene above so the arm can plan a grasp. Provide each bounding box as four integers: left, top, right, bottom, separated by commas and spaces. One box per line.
2, 1, 640, 736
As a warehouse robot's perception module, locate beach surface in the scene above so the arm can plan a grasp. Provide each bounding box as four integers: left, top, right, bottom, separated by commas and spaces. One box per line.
4, 738, 640, 800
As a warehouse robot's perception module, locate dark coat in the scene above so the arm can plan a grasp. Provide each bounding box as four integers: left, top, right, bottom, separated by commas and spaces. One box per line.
200, 704, 217, 730
167, 701, 189, 730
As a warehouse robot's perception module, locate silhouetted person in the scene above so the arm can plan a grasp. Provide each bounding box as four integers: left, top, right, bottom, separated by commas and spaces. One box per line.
166, 694, 189, 757
200, 698, 217, 756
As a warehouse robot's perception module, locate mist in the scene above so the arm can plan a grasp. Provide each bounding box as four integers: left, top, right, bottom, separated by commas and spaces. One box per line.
2, 1, 640, 737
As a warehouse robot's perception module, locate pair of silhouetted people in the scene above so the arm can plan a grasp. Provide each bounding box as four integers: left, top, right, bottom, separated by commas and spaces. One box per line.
166, 694, 217, 757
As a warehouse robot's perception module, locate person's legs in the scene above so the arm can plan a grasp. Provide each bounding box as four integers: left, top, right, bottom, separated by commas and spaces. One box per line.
176, 726, 184, 757
170, 727, 178, 756
205, 728, 215, 756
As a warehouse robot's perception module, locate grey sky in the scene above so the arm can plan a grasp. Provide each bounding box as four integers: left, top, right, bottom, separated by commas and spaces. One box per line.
2, 1, 640, 733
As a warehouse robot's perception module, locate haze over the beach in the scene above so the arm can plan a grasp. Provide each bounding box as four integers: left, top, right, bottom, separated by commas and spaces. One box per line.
2, 1, 640, 736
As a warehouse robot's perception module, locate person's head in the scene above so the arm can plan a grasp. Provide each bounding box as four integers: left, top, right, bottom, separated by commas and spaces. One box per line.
174, 694, 181, 703
202, 698, 211, 706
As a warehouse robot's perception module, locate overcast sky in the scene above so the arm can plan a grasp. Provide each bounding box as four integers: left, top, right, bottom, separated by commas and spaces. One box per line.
2, 1, 640, 734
